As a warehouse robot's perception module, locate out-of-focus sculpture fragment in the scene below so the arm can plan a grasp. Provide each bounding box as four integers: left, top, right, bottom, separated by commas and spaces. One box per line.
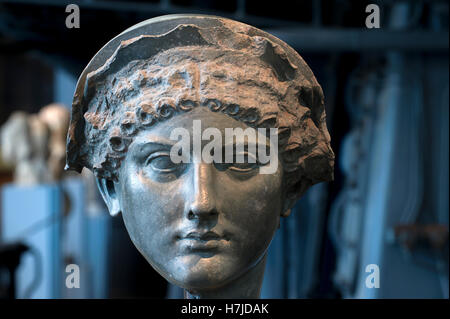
1, 103, 70, 185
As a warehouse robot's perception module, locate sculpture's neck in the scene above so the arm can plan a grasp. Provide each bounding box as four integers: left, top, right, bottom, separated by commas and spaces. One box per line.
184, 254, 267, 299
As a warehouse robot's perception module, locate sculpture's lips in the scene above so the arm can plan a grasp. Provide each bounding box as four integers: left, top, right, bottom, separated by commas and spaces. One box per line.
180, 231, 224, 241
176, 230, 230, 253
176, 230, 230, 254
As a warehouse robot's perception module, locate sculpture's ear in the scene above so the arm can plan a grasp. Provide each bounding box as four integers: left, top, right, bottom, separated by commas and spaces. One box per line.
96, 178, 121, 216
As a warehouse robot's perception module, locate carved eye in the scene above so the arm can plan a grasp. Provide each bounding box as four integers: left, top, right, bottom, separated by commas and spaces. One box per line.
146, 152, 182, 173
229, 152, 259, 172
215, 152, 259, 173
228, 162, 259, 172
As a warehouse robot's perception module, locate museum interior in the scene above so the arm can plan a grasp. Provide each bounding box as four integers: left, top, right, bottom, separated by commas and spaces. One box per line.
0, 0, 448, 299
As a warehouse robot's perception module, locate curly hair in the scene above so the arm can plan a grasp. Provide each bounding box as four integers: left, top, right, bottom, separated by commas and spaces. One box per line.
66, 21, 334, 199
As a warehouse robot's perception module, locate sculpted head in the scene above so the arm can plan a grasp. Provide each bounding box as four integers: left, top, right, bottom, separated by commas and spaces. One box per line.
66, 16, 334, 295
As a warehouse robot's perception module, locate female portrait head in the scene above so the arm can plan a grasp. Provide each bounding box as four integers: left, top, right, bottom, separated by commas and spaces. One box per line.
66, 15, 334, 298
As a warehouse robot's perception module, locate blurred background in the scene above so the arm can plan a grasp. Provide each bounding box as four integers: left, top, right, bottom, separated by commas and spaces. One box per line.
0, 0, 448, 299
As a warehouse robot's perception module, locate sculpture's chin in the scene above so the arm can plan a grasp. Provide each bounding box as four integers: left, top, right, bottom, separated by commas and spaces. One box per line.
151, 254, 248, 291
171, 271, 229, 291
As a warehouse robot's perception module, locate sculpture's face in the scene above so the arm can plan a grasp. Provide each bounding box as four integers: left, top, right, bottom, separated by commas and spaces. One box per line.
115, 107, 284, 289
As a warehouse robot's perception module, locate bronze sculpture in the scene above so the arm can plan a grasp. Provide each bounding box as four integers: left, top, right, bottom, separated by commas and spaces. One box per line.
66, 14, 334, 298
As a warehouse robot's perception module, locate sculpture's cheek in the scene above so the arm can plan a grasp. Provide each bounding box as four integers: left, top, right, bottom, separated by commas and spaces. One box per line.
215, 170, 283, 264
117, 167, 187, 274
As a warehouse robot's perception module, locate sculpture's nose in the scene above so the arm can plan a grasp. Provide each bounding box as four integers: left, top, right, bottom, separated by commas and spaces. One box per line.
186, 163, 218, 220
